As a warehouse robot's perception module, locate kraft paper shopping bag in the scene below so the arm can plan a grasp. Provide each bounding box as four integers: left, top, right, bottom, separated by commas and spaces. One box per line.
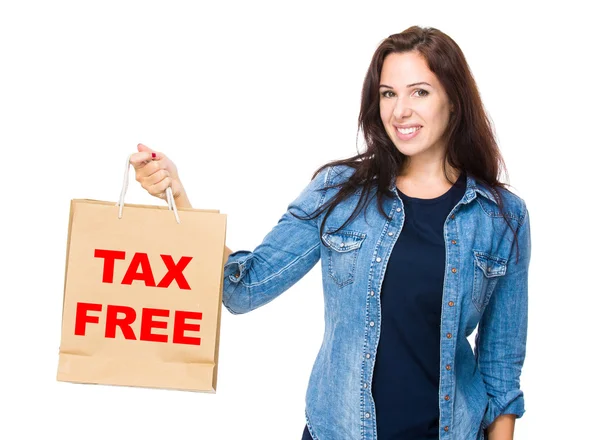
57, 157, 227, 392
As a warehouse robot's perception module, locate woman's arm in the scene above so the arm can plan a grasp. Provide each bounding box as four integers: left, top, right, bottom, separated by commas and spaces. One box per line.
220, 166, 333, 314
475, 203, 531, 432
487, 414, 516, 440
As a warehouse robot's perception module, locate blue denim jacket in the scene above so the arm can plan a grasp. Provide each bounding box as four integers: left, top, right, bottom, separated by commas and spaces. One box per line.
222, 164, 530, 440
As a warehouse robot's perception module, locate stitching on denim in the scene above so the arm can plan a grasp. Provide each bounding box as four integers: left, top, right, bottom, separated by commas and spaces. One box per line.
475, 197, 521, 219
472, 250, 507, 313
238, 242, 320, 288
305, 411, 320, 440
326, 243, 360, 288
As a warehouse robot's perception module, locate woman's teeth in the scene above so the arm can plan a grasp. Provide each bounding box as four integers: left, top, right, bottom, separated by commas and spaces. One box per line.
397, 126, 421, 134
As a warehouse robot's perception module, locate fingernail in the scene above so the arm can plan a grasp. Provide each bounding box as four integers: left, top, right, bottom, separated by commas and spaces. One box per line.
152, 153, 156, 158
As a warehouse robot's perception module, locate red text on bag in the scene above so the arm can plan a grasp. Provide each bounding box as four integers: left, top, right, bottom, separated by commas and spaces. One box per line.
74, 302, 202, 345
94, 249, 193, 290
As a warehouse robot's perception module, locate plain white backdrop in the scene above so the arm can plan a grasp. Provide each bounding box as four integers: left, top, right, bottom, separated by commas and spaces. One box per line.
1, 1, 598, 438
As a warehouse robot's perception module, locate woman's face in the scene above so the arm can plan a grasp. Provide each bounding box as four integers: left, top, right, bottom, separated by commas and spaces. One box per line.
379, 51, 453, 162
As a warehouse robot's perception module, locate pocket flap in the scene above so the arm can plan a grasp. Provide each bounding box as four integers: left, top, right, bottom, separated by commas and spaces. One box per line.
473, 251, 507, 277
322, 230, 366, 252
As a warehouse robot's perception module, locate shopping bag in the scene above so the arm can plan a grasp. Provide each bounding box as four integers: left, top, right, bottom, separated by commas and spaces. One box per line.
56, 156, 227, 392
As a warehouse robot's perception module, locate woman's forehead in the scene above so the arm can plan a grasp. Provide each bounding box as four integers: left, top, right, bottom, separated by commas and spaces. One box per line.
380, 53, 438, 87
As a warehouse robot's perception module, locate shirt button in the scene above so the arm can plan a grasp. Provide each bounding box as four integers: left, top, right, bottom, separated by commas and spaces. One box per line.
396, 207, 402, 212
445, 395, 450, 401
363, 383, 368, 389
234, 272, 240, 278
388, 231, 394, 236
340, 243, 345, 247
446, 333, 452, 339
451, 239, 457, 244
376, 257, 382, 262
446, 364, 451, 371
365, 412, 371, 419
366, 353, 371, 359
451, 268, 457, 273
369, 321, 375, 327
370, 291, 375, 296
444, 426, 449, 432
448, 301, 454, 307
450, 214, 455, 219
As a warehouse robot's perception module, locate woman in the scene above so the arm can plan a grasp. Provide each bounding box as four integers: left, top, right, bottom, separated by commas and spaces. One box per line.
130, 26, 530, 440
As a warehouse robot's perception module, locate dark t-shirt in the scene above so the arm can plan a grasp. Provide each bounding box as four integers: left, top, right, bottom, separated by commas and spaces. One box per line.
371, 172, 466, 439
302, 172, 466, 440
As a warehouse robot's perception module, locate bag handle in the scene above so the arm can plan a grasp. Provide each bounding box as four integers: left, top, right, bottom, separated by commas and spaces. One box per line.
116, 154, 181, 224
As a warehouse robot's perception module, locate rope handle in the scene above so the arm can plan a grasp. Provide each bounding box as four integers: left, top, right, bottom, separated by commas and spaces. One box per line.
116, 154, 181, 224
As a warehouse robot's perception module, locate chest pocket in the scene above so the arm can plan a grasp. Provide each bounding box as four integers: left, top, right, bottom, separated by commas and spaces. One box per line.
322, 230, 366, 288
472, 251, 507, 312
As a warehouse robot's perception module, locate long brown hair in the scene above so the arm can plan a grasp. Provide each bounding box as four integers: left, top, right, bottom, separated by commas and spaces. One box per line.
292, 26, 521, 261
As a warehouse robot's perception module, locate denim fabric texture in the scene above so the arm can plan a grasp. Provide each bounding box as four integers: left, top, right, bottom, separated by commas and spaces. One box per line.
223, 165, 531, 440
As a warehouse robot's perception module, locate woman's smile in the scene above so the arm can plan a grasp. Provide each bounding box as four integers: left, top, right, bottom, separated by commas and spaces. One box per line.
395, 125, 422, 140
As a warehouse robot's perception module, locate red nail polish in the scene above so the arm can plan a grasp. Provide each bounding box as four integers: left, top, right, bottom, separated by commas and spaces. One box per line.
152, 153, 156, 158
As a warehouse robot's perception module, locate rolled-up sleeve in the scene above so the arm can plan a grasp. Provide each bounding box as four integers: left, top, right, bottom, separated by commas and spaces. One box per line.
475, 203, 532, 429
222, 166, 333, 315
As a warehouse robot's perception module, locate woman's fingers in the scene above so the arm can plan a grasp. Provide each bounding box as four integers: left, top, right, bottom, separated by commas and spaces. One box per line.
139, 167, 175, 199
131, 143, 182, 200
141, 169, 169, 188
137, 143, 158, 156
133, 158, 166, 180
147, 175, 173, 199
130, 151, 154, 170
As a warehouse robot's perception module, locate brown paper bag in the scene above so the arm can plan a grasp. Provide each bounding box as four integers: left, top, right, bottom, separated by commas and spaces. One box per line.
57, 159, 227, 392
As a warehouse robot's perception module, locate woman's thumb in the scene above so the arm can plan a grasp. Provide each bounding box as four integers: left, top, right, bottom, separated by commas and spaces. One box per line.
137, 143, 154, 154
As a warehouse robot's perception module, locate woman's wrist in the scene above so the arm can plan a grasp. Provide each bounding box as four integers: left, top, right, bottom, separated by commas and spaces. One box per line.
174, 186, 192, 209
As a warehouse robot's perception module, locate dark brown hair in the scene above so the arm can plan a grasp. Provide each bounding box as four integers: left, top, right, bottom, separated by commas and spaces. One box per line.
292, 26, 522, 261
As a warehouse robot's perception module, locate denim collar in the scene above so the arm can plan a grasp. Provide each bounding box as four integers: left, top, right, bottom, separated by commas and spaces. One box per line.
387, 171, 499, 206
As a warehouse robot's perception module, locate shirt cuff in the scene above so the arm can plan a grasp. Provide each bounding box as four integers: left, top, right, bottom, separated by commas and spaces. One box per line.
482, 391, 525, 429
223, 250, 254, 283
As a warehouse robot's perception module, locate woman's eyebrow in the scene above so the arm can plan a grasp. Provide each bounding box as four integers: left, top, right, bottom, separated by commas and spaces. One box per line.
379, 82, 432, 89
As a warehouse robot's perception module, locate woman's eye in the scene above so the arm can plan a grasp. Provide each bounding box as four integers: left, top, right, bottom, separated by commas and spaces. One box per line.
380, 89, 429, 98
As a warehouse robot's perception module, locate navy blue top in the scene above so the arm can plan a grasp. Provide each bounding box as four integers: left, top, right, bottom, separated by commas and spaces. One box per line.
371, 171, 467, 440
302, 172, 466, 440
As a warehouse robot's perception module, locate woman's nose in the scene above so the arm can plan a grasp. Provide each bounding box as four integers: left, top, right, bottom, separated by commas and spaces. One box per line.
393, 98, 413, 119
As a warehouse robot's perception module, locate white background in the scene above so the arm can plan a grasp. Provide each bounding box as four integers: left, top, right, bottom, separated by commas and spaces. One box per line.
1, 1, 597, 439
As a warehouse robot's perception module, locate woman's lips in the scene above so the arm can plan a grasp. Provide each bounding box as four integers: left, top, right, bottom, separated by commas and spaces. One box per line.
395, 125, 422, 141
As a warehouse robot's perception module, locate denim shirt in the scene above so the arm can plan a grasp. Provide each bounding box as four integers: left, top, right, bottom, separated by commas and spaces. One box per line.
222, 164, 531, 440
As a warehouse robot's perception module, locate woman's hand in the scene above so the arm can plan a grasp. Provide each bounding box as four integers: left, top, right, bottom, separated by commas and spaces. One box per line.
129, 143, 186, 203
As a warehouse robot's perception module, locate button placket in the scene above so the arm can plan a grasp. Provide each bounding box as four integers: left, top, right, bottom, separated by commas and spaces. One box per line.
362, 206, 403, 429
439, 207, 463, 436
441, 211, 461, 435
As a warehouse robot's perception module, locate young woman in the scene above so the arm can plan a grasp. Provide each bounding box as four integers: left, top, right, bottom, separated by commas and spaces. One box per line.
130, 26, 530, 440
